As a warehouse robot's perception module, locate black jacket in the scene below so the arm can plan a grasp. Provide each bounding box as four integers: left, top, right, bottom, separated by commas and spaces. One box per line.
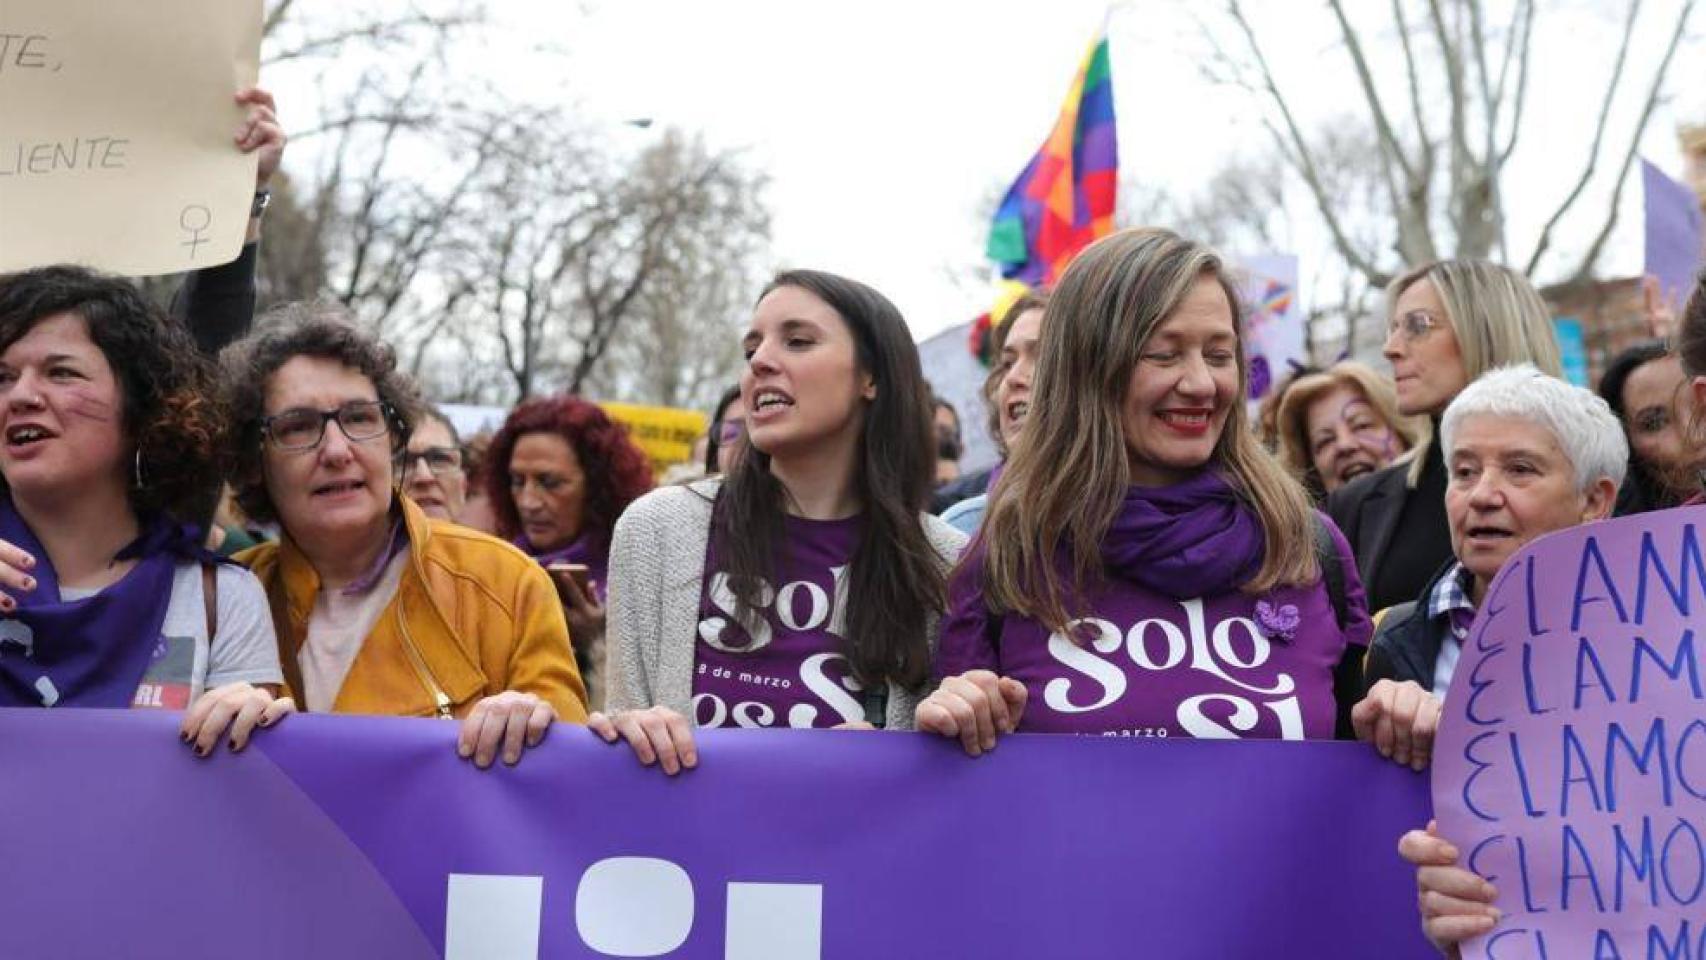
1362, 561, 1458, 692
171, 240, 258, 356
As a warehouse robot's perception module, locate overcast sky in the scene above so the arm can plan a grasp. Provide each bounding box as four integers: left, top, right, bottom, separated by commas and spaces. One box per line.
277, 1, 1705, 343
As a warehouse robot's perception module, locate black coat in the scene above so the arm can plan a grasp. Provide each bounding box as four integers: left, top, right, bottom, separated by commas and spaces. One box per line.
1362, 562, 1458, 693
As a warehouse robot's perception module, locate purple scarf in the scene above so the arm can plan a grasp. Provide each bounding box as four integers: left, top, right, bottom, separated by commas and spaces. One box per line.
0, 499, 209, 708
1100, 470, 1264, 599
516, 533, 609, 602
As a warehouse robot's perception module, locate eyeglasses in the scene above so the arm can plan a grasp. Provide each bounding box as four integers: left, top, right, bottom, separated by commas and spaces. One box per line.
262, 400, 393, 452
396, 446, 463, 477
1387, 309, 1444, 342
715, 417, 745, 445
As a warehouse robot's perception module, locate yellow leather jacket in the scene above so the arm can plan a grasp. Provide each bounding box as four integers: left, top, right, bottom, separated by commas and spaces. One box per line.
238, 496, 588, 722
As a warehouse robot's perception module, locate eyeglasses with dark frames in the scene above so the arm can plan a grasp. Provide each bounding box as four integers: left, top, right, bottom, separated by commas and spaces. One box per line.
395, 445, 464, 477
261, 400, 394, 451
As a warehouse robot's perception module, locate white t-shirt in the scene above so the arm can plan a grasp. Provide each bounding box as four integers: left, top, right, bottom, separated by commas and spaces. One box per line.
59, 562, 282, 710
299, 546, 411, 713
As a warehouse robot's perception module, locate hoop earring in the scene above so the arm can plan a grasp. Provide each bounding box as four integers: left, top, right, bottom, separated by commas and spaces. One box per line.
133, 448, 146, 490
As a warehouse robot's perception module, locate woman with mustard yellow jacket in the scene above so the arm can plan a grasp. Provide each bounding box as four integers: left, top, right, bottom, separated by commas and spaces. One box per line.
223, 305, 587, 768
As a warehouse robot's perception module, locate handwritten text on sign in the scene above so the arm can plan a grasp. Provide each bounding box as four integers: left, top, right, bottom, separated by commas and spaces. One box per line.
0, 1, 261, 276
1436, 507, 1706, 959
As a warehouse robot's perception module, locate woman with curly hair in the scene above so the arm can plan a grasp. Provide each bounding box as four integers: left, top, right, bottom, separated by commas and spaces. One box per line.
486, 396, 653, 697
0, 266, 288, 755
223, 305, 586, 769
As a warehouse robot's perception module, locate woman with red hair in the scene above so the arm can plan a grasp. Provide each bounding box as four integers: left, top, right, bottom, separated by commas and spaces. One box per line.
487, 396, 653, 699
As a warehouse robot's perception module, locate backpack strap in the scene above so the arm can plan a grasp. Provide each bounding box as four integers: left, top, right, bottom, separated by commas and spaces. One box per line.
1311, 514, 1349, 631
1312, 514, 1364, 740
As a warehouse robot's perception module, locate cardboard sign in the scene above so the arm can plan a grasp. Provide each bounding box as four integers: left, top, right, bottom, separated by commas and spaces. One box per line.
1435, 507, 1706, 958
0, 0, 262, 276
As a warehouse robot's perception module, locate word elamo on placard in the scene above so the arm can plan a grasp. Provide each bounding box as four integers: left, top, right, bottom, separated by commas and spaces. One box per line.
1435, 507, 1706, 960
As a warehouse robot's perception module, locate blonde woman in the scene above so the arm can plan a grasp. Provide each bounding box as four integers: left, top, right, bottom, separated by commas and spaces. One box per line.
919, 228, 1373, 751
1326, 261, 1562, 613
1276, 361, 1424, 499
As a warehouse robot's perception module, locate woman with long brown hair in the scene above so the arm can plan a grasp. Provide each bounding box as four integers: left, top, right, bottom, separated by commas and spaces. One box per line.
919, 228, 1372, 751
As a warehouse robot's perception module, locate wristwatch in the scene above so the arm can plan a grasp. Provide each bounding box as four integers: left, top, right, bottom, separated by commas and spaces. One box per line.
250, 188, 272, 221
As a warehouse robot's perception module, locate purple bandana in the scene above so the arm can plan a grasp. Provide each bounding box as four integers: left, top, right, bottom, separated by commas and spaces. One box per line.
341, 518, 407, 596
1100, 470, 1264, 599
0, 498, 210, 708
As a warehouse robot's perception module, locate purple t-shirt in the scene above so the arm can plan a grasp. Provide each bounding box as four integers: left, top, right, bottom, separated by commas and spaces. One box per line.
936, 516, 1371, 740
691, 515, 868, 729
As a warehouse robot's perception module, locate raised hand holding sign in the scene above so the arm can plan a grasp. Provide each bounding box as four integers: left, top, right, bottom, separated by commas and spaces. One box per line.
0, 0, 263, 275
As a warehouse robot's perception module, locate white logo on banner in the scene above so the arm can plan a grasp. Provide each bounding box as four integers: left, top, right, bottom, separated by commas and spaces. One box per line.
445, 860, 824, 959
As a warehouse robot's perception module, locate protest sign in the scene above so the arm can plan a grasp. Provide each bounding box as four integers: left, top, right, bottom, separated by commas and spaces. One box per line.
601, 400, 708, 474
0, 710, 1435, 959
0, 0, 262, 275
1435, 507, 1706, 959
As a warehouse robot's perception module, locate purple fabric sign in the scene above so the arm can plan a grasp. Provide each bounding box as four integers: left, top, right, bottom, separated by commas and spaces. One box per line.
0, 709, 1434, 959
1644, 160, 1706, 311
1435, 507, 1706, 958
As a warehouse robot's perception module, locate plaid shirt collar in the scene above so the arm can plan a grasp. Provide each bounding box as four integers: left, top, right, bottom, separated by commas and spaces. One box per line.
1427, 562, 1477, 638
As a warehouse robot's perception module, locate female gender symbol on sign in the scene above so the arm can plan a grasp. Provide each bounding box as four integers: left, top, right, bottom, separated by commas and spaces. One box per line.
178, 205, 211, 259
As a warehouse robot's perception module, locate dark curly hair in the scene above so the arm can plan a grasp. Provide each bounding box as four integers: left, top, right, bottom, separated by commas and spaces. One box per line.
0, 265, 225, 524
485, 395, 653, 552
221, 302, 423, 524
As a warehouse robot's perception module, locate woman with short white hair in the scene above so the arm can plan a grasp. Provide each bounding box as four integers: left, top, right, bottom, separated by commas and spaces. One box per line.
1356, 364, 1627, 957
1356, 364, 1626, 755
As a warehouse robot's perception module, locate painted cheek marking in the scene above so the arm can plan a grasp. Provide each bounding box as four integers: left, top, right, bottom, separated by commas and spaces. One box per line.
61, 386, 117, 423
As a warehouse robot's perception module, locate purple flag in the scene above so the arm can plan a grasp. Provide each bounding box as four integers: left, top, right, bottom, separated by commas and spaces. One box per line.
0, 710, 1435, 958
1644, 159, 1706, 310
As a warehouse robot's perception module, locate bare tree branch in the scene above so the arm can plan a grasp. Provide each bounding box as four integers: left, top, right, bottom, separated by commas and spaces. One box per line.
1326, 0, 1416, 184
1567, 0, 1696, 284
1496, 0, 1536, 167
1522, 0, 1643, 275
1392, 0, 1433, 169
1225, 1, 1391, 285
262, 11, 481, 66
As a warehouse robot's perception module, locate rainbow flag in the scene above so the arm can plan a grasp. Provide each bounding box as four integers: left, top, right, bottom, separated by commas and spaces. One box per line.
986, 33, 1118, 285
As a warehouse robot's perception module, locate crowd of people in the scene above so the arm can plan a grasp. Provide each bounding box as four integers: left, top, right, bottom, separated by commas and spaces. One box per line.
3, 86, 1704, 956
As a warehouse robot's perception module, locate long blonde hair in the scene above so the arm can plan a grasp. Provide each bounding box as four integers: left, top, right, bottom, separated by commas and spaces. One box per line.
979, 228, 1320, 633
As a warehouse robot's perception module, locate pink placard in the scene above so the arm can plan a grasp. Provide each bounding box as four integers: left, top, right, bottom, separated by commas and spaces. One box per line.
1435, 507, 1706, 958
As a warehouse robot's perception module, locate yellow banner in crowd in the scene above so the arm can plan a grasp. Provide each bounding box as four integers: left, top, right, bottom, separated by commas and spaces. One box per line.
600, 401, 708, 475
0, 0, 262, 275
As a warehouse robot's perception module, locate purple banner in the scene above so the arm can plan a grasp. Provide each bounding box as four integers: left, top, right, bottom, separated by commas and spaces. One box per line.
1435, 507, 1706, 958
0, 710, 1434, 958
1644, 159, 1706, 312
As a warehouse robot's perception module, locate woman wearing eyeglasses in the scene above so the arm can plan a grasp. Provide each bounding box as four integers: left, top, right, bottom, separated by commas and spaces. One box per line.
1324, 261, 1562, 614
222, 304, 587, 768
703, 385, 745, 477
399, 406, 468, 523
483, 396, 652, 708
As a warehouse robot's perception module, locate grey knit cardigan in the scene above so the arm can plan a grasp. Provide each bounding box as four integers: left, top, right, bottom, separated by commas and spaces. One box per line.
603, 477, 968, 730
